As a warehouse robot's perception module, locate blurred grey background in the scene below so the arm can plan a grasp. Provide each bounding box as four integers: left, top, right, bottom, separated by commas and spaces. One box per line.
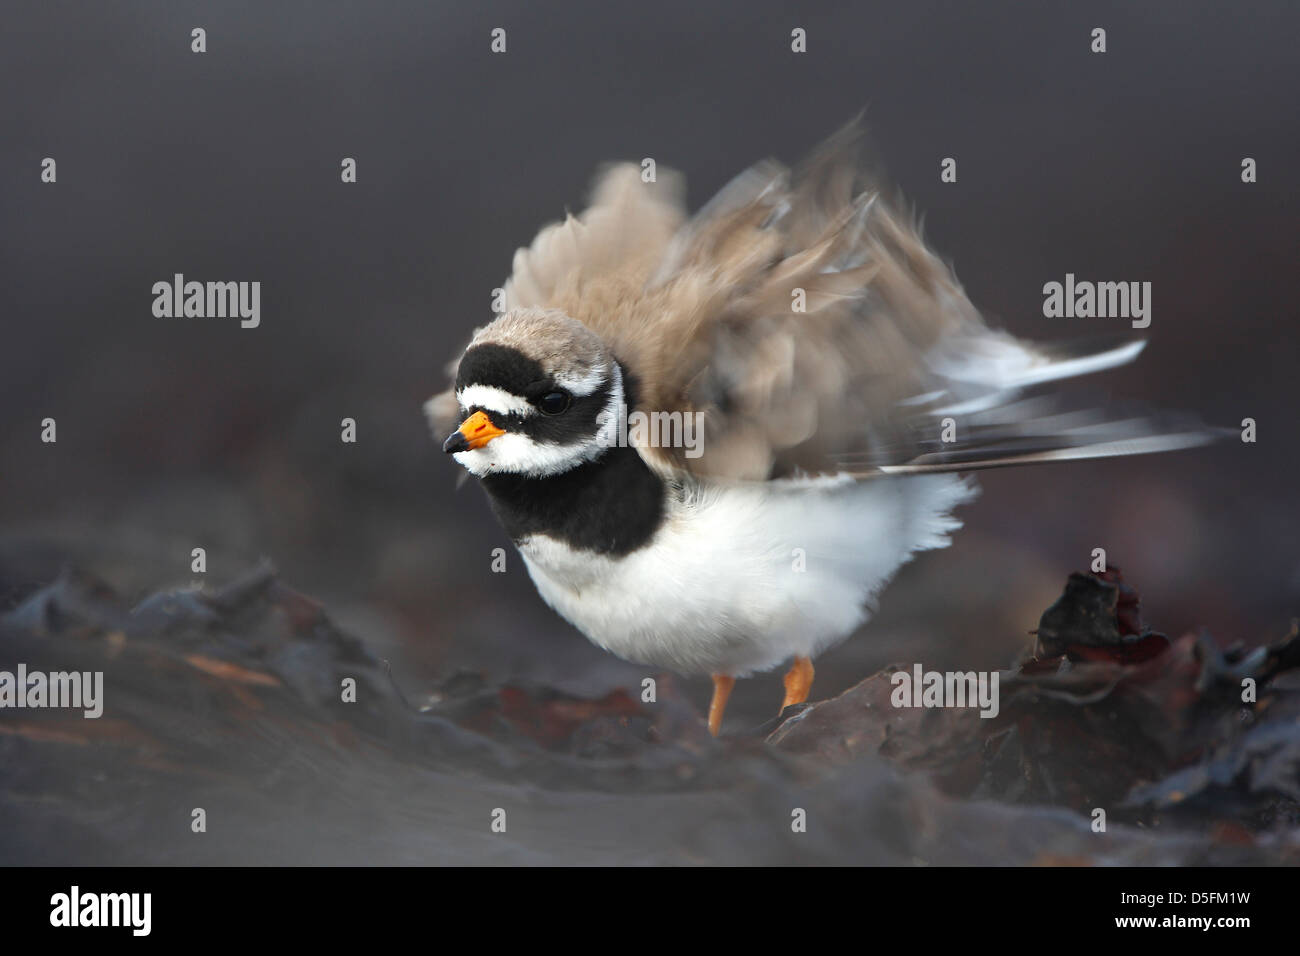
2, 0, 1296, 726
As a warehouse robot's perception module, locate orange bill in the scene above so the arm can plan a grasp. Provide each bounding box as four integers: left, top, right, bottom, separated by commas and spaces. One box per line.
443, 410, 506, 453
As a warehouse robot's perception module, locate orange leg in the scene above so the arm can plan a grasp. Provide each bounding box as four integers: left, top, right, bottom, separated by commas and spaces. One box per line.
781, 656, 814, 710
708, 675, 735, 737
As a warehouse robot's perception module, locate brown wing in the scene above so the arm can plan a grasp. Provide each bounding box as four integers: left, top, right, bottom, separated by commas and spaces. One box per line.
492, 121, 972, 479
449, 121, 1219, 479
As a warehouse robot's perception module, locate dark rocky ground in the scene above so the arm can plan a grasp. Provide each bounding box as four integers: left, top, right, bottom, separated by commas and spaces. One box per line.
3, 556, 1295, 865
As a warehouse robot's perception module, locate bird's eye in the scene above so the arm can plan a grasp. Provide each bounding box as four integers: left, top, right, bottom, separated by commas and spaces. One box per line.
537, 390, 571, 415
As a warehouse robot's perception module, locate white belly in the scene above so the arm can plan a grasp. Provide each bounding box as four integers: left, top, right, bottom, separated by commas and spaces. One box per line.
517, 473, 977, 677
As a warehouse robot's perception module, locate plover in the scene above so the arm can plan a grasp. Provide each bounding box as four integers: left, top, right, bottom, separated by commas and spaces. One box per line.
427, 123, 1215, 735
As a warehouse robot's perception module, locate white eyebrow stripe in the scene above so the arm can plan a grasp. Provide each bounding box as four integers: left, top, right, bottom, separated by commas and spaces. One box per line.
457, 385, 535, 417
554, 363, 607, 397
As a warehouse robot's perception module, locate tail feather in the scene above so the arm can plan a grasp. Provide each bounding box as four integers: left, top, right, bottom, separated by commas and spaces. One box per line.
871, 427, 1224, 476
838, 333, 1227, 477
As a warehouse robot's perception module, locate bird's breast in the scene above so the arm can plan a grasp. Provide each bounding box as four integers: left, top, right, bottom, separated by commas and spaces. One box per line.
480, 443, 667, 557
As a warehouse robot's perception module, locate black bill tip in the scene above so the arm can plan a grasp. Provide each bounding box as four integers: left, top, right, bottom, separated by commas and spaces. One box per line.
442, 430, 469, 454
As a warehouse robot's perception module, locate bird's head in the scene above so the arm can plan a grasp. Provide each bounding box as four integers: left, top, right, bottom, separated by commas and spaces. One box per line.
431, 309, 624, 478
